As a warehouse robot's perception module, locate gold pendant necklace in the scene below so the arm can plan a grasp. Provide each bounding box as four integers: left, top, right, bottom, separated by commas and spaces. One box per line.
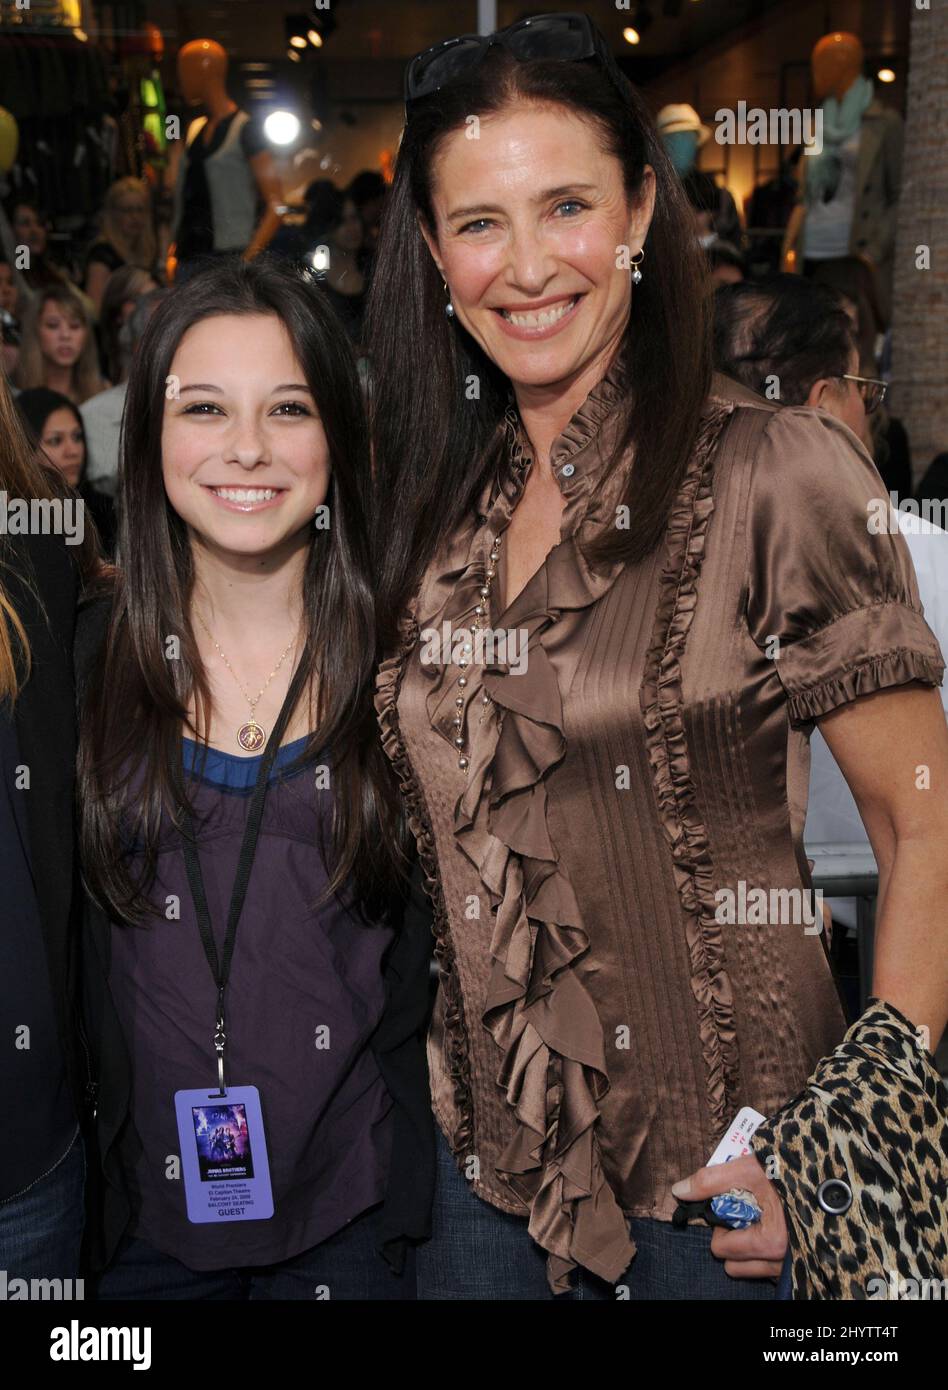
195, 611, 297, 752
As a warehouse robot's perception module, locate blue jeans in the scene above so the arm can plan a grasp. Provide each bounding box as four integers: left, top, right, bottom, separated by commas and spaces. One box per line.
95, 1204, 415, 1301
419, 1126, 777, 1300
0, 1127, 85, 1283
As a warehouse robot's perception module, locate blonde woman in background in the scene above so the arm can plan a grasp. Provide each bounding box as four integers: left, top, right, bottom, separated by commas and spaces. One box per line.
83, 178, 158, 316
13, 284, 110, 404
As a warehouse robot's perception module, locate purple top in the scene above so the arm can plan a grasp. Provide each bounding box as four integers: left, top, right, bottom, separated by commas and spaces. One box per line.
108, 736, 395, 1270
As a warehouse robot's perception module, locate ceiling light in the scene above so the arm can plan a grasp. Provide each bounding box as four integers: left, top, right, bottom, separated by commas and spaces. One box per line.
263, 111, 301, 145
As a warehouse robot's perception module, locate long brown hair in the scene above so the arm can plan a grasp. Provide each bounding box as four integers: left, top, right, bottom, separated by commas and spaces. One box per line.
0, 371, 102, 703
78, 255, 408, 925
366, 41, 712, 648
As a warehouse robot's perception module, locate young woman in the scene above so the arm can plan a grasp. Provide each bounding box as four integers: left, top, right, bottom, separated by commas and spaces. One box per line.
5, 197, 74, 295
15, 387, 117, 557
78, 255, 433, 1300
0, 375, 100, 1284
366, 14, 948, 1300
83, 177, 158, 316
14, 284, 109, 404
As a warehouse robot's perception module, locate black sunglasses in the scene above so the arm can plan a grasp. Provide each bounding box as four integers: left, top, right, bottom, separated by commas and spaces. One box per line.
404, 12, 630, 113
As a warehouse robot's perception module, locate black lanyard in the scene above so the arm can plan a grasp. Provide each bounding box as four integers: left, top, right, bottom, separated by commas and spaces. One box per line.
180, 663, 307, 1096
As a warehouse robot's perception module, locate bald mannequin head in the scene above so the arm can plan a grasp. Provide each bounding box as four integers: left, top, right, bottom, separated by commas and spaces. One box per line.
178, 39, 229, 104
812, 32, 865, 103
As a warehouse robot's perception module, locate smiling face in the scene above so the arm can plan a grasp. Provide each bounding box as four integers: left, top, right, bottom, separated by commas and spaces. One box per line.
39, 406, 85, 487
38, 299, 86, 368
161, 313, 331, 568
421, 103, 655, 398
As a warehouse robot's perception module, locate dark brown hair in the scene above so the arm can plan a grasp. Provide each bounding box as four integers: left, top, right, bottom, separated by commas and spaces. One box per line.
0, 372, 102, 703
79, 254, 408, 924
366, 43, 712, 647
713, 275, 856, 405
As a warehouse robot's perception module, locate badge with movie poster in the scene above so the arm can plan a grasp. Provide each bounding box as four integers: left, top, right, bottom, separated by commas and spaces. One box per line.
174, 1085, 274, 1224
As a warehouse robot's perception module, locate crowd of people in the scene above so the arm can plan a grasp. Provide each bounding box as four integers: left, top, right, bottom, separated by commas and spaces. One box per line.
1, 11, 945, 1313
3, 119, 937, 563
0, 167, 387, 552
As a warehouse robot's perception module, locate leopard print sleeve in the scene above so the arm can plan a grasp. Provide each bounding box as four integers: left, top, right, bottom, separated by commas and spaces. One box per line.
750, 998, 948, 1300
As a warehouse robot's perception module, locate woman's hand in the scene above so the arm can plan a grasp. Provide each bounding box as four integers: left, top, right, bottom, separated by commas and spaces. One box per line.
671, 1153, 788, 1279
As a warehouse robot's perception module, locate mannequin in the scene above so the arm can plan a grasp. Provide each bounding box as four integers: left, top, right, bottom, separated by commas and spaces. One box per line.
168, 40, 285, 277
656, 103, 742, 249
781, 32, 903, 368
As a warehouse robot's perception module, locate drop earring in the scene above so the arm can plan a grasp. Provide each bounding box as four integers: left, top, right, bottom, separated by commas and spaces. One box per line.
631, 249, 645, 285
443, 280, 455, 318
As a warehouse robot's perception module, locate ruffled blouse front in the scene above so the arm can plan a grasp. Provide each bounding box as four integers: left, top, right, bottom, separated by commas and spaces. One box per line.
375, 369, 944, 1294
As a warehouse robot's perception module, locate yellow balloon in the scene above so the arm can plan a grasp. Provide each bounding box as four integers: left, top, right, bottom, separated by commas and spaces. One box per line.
0, 108, 19, 173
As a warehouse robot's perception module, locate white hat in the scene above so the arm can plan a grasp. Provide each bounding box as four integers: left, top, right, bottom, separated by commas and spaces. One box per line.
656, 103, 711, 147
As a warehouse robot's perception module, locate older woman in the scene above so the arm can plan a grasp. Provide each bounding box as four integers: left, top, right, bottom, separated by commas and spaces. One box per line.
367, 14, 948, 1301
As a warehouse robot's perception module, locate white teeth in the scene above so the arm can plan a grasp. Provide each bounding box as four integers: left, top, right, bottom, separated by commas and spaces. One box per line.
211, 487, 278, 503
502, 297, 577, 328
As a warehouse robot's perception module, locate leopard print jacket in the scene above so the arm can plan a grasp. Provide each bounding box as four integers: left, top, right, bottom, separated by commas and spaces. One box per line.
751, 998, 948, 1300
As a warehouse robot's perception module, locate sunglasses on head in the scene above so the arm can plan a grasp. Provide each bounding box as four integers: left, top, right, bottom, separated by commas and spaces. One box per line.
404, 11, 630, 114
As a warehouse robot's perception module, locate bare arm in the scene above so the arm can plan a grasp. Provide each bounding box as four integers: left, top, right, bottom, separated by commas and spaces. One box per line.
673, 679, 948, 1280
818, 680, 948, 1046
243, 151, 286, 261
84, 260, 111, 316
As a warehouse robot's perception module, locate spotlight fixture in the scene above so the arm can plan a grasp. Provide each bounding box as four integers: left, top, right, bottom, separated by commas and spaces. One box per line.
877, 67, 896, 83
623, 27, 641, 45
263, 110, 301, 145
285, 11, 336, 52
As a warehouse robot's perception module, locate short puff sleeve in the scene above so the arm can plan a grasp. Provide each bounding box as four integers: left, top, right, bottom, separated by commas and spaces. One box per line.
745, 406, 944, 726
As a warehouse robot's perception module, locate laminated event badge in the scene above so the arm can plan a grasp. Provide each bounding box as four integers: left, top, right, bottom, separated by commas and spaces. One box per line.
672, 1105, 766, 1231
172, 676, 302, 1226
175, 1086, 274, 1224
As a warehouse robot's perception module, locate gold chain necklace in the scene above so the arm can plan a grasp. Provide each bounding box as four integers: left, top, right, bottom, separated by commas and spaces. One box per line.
195, 611, 298, 753
454, 532, 502, 772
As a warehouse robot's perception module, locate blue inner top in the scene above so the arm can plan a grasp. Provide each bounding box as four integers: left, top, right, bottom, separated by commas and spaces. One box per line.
181, 733, 313, 791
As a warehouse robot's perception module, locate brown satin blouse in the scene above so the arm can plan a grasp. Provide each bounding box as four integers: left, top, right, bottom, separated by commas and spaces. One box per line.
375, 368, 945, 1294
